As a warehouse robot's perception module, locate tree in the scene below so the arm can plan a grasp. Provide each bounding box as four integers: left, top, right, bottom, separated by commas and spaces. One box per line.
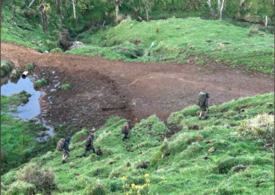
38, 2, 51, 32
217, 0, 226, 20
206, 0, 226, 20
56, 0, 63, 23
72, 0, 77, 27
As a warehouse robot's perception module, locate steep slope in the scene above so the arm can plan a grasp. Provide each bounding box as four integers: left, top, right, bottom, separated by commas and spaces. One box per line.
1, 93, 274, 195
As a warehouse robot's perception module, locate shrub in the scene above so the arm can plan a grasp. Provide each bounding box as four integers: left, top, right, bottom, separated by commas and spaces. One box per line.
1, 60, 11, 77
84, 180, 108, 195
237, 113, 274, 142
16, 163, 57, 194
34, 78, 47, 88
61, 84, 72, 90
50, 48, 63, 53
4, 181, 35, 195
26, 62, 34, 71
10, 69, 20, 79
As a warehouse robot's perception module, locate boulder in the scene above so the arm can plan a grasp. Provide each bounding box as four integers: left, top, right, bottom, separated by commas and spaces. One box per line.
68, 41, 85, 50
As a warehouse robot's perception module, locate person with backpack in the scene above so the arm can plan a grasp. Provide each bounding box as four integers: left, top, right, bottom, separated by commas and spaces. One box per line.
121, 120, 131, 141
197, 92, 209, 120
62, 136, 71, 164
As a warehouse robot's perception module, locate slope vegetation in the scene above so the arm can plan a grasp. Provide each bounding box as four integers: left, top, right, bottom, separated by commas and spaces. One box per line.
1, 93, 274, 195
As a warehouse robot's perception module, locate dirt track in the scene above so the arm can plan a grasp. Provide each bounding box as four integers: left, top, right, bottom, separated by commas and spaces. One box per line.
1, 42, 274, 128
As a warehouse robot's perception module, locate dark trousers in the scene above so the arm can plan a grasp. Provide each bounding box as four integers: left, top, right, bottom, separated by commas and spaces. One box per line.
81, 146, 95, 157
122, 133, 129, 141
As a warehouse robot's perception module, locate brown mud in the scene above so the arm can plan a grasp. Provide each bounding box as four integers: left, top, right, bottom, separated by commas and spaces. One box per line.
1, 42, 273, 129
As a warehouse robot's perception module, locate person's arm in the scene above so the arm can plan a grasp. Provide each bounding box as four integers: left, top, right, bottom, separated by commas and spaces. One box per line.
205, 98, 209, 108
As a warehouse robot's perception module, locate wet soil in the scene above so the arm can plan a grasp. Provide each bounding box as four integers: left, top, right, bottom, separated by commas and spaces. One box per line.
1, 42, 274, 129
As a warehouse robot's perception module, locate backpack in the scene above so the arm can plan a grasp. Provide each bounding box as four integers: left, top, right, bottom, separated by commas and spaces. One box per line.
197, 92, 207, 107
56, 138, 65, 151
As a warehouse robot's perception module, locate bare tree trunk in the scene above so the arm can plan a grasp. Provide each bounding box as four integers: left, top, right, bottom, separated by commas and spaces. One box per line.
265, 15, 268, 28
72, 0, 77, 27
217, 0, 225, 20
207, 0, 216, 18
145, 1, 149, 21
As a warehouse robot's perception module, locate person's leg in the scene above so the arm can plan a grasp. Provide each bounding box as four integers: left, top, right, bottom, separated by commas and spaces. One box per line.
122, 134, 126, 141
63, 150, 69, 163
91, 146, 96, 153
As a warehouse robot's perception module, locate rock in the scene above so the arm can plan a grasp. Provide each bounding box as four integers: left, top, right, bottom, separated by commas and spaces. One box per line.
233, 165, 247, 172
208, 147, 215, 153
68, 41, 85, 50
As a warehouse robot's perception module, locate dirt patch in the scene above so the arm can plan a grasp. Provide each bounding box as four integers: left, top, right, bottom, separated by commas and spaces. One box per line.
1, 42, 274, 129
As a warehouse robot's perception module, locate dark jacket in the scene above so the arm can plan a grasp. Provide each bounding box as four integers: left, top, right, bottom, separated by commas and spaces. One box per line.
64, 136, 71, 151
85, 137, 93, 148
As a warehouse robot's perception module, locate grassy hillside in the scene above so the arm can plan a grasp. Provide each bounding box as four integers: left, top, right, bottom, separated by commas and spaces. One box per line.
1, 93, 274, 195
1, 93, 79, 175
1, 6, 59, 52
70, 18, 274, 74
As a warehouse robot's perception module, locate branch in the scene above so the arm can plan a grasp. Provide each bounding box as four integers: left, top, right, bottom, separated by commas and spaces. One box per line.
29, 0, 36, 7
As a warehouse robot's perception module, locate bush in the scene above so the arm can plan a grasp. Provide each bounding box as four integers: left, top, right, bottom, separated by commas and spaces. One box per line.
4, 181, 35, 195
237, 113, 274, 142
1, 60, 11, 72
34, 78, 47, 88
16, 163, 57, 194
1, 60, 11, 77
61, 84, 72, 90
84, 180, 108, 195
50, 48, 63, 53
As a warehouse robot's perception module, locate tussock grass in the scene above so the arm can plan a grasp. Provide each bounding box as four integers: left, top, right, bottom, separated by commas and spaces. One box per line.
34, 78, 47, 88
1, 93, 274, 194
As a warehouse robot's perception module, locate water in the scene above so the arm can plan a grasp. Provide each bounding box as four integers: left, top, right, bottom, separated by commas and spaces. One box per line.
1, 77, 41, 120
1, 77, 55, 139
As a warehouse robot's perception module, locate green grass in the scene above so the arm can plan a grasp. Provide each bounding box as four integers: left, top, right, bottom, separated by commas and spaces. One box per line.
33, 78, 47, 88
1, 93, 273, 194
72, 17, 274, 74
1, 91, 31, 112
61, 84, 72, 90
1, 6, 59, 52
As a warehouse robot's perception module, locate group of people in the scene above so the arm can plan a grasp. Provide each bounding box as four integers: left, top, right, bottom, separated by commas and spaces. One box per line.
61, 120, 132, 164
60, 91, 209, 164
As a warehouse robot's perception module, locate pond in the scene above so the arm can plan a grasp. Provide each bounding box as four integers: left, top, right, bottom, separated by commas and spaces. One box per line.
1, 76, 54, 139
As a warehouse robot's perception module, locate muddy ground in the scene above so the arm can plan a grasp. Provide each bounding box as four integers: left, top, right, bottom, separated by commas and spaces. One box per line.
1, 42, 274, 129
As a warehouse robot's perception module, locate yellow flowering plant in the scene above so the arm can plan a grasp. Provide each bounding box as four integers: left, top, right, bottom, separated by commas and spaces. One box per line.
121, 174, 151, 195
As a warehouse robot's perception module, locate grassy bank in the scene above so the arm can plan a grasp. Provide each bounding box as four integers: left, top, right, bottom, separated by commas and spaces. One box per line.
1, 6, 58, 52
1, 93, 274, 194
71, 17, 274, 74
